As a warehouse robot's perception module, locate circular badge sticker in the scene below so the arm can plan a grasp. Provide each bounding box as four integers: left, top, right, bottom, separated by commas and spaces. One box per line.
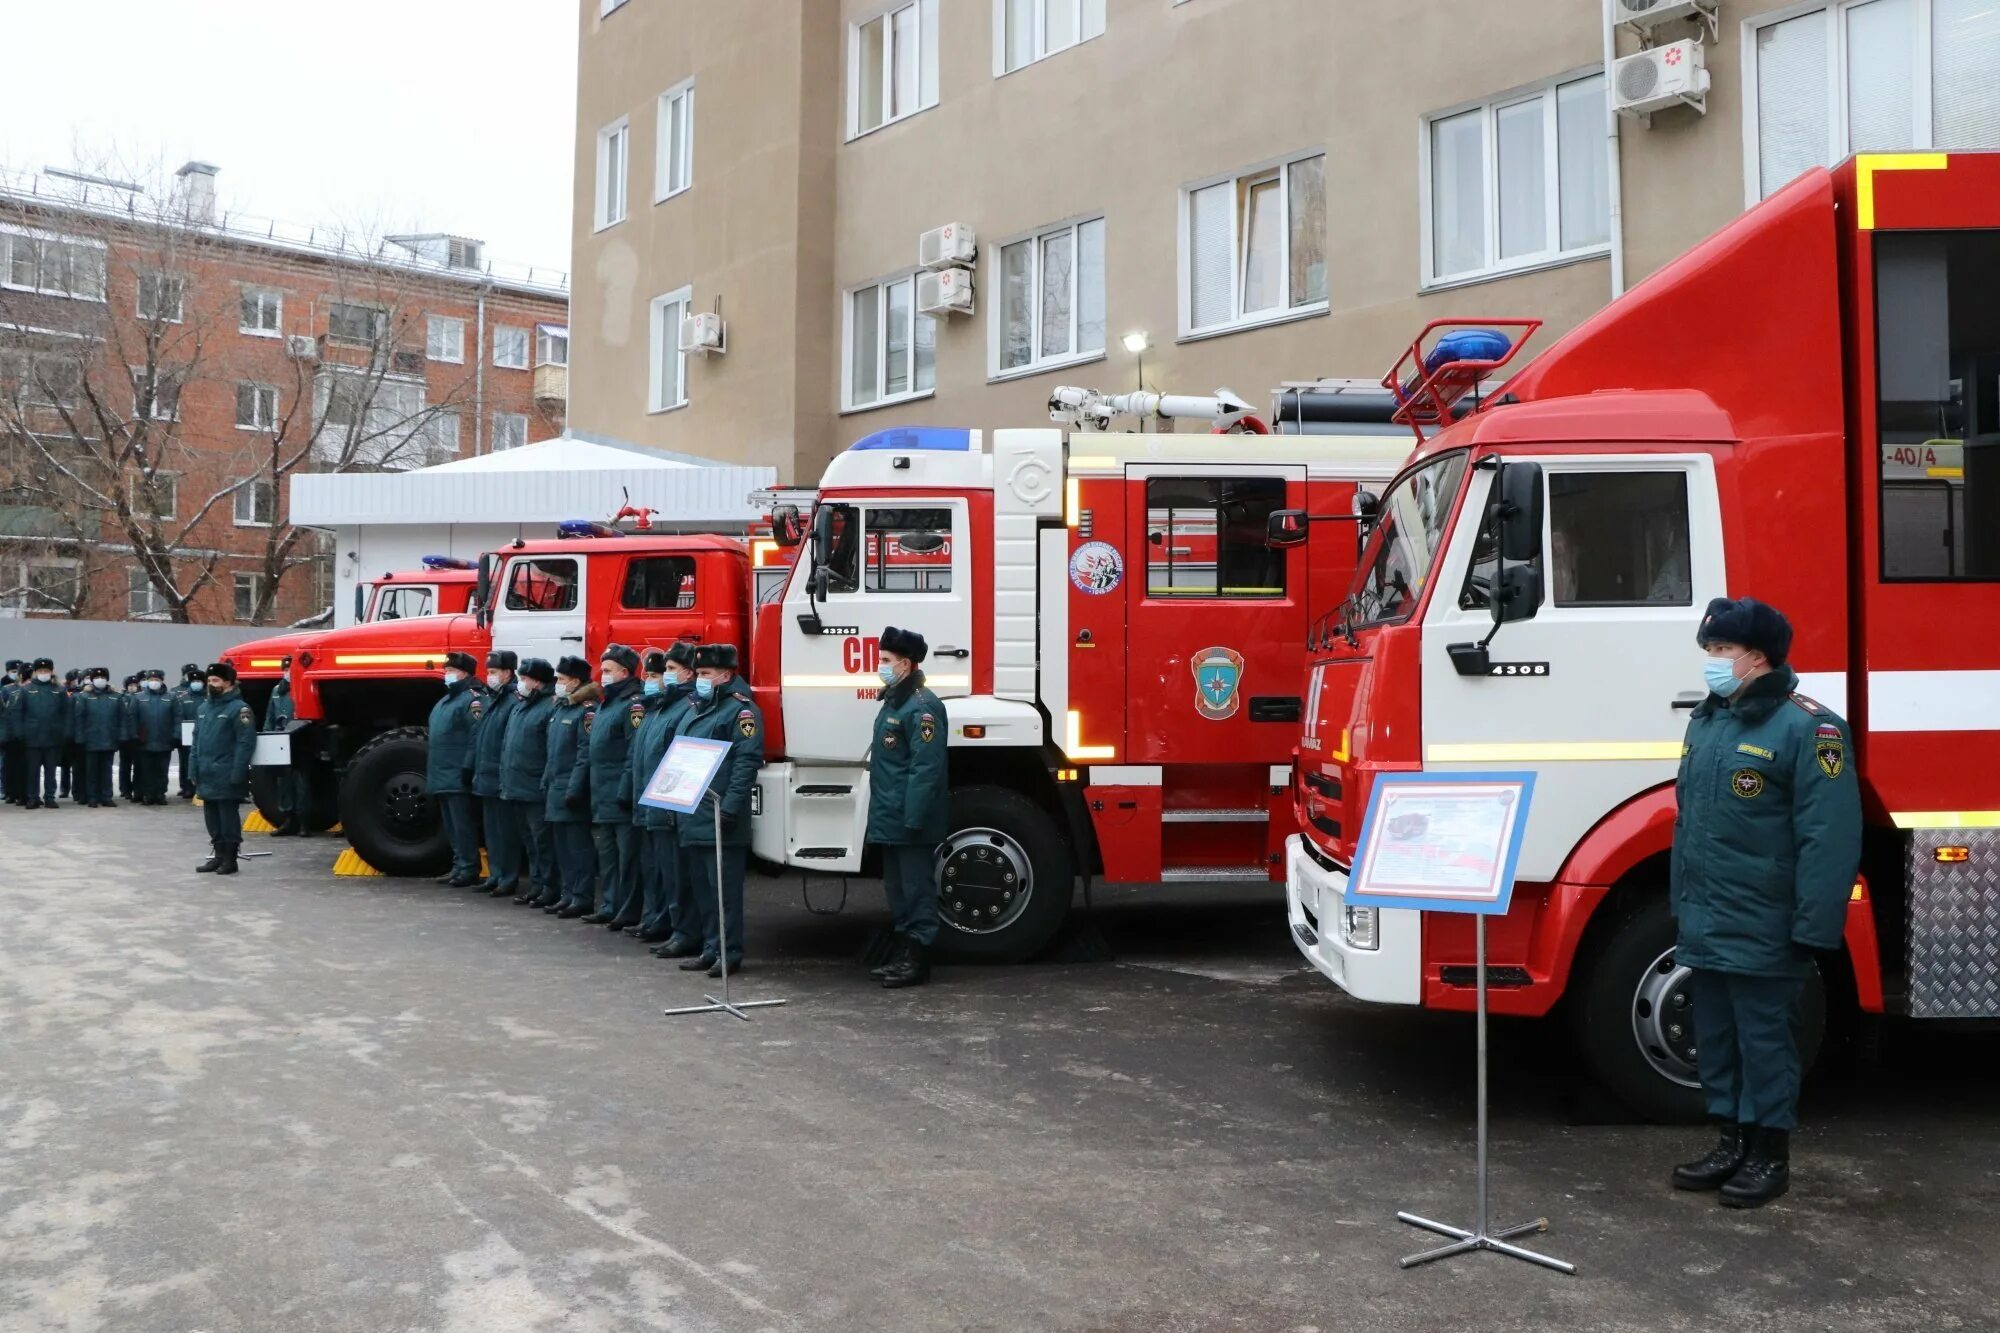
1068, 540, 1124, 596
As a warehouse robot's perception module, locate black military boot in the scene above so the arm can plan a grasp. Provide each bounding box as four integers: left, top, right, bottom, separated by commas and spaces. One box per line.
870, 935, 909, 982
196, 845, 222, 873
1719, 1128, 1790, 1208
1671, 1121, 1748, 1191
881, 940, 930, 989
215, 849, 240, 876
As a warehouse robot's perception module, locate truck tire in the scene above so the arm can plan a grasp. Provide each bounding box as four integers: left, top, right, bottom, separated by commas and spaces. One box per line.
337, 726, 449, 878
248, 763, 339, 833
931, 785, 1073, 964
1568, 892, 1826, 1123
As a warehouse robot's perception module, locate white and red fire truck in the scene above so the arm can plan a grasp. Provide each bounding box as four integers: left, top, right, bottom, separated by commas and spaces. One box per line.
1284, 150, 2000, 1119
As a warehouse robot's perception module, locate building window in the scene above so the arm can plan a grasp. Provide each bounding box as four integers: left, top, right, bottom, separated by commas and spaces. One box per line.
621, 555, 698, 609
1747, 1, 2000, 202
995, 216, 1106, 377
13, 560, 79, 613
236, 383, 278, 431
1182, 151, 1327, 336
240, 287, 282, 335
845, 272, 936, 410
315, 370, 429, 469
657, 80, 695, 200
493, 325, 529, 369
233, 477, 277, 527
600, 0, 628, 14
492, 411, 528, 453
649, 287, 691, 412
131, 367, 182, 422
233, 572, 267, 622
851, 0, 940, 138
0, 350, 82, 408
0, 226, 107, 301
130, 473, 178, 520
427, 409, 461, 464
137, 272, 185, 323
1143, 477, 1287, 598
997, 0, 1105, 74
128, 567, 170, 618
1424, 73, 1608, 287
327, 302, 385, 347
596, 118, 630, 230
535, 324, 569, 366
426, 315, 465, 363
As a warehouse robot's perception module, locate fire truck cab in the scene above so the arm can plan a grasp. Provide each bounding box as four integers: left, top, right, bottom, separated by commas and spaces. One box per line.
1286, 151, 2000, 1119
360, 560, 480, 624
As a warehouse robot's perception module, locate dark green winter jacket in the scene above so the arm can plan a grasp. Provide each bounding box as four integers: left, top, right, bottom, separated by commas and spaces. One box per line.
1670, 665, 1863, 976
576, 675, 642, 824
677, 679, 763, 848
470, 685, 520, 798
73, 686, 129, 750
628, 682, 695, 831
14, 678, 71, 749
500, 686, 557, 803
425, 677, 482, 795
132, 687, 179, 752
866, 671, 950, 846
544, 683, 598, 823
191, 686, 258, 801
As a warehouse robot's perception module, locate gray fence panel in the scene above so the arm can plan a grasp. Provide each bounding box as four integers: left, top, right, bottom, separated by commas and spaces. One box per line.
0, 620, 260, 682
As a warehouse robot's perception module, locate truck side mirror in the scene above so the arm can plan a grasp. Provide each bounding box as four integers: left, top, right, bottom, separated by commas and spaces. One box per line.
352, 584, 365, 624
1496, 462, 1543, 563
474, 554, 493, 629
771, 505, 805, 548
1492, 561, 1542, 625
1265, 509, 1309, 549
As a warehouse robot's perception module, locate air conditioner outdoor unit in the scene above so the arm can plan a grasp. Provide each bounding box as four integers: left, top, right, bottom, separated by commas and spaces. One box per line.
284, 334, 318, 361
1613, 39, 1709, 118
1612, 0, 1714, 32
919, 222, 976, 271
678, 311, 726, 355
917, 267, 974, 317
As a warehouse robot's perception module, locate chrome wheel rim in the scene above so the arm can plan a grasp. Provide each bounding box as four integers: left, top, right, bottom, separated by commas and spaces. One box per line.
937, 826, 1032, 936
1631, 947, 1701, 1089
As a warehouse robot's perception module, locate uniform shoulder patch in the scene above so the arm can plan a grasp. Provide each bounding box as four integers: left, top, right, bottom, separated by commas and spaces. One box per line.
238, 704, 254, 725
737, 707, 758, 739
469, 696, 484, 721
630, 700, 646, 729
1816, 721, 1842, 740
582, 710, 595, 736
918, 713, 937, 744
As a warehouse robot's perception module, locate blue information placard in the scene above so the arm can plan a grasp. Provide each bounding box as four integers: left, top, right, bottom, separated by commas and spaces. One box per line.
637, 736, 733, 815
1344, 771, 1535, 917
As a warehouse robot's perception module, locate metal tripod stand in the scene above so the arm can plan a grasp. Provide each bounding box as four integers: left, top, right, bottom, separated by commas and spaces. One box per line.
662, 794, 787, 1022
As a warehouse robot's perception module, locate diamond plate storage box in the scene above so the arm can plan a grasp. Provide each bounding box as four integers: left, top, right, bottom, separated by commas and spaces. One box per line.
1907, 829, 2000, 1018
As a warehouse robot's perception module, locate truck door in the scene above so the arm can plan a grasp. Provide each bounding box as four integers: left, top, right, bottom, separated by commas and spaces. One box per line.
1421, 455, 1724, 880
1124, 467, 1309, 764
370, 584, 436, 622
604, 553, 708, 656
782, 498, 970, 763
494, 553, 587, 668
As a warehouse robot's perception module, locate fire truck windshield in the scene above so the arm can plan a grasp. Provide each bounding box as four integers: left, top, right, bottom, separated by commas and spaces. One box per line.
1350, 451, 1468, 628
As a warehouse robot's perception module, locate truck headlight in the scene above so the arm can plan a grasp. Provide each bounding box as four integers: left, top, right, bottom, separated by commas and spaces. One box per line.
1342, 904, 1379, 951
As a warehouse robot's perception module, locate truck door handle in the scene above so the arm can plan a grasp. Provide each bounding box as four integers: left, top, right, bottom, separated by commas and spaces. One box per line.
935, 646, 970, 658
560, 634, 583, 642
1671, 696, 1700, 710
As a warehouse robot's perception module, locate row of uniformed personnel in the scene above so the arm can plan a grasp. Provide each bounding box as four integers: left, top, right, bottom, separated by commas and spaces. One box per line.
1, 661, 211, 809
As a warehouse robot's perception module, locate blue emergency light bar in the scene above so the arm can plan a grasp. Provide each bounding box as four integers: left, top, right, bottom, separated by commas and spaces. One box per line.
850, 427, 971, 452
420, 555, 475, 570
557, 519, 624, 540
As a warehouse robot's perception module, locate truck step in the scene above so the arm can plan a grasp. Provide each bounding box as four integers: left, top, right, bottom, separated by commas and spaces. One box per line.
1160, 807, 1268, 824
1159, 865, 1272, 882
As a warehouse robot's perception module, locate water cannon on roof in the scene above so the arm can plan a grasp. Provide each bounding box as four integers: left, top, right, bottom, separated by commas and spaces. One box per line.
1048, 385, 1265, 433
610, 486, 656, 531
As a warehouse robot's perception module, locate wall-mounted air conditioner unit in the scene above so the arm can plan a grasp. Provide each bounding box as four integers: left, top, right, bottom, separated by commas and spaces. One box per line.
917, 267, 974, 317
1613, 39, 1708, 119
919, 222, 976, 271
1613, 0, 1717, 34
679, 311, 726, 355
284, 334, 318, 361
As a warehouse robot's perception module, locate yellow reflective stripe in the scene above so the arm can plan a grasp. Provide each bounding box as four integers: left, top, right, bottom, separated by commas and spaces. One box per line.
1426, 741, 1685, 763
781, 674, 971, 688
332, 653, 445, 665
1855, 151, 1947, 230
247, 658, 286, 669
1890, 811, 2000, 829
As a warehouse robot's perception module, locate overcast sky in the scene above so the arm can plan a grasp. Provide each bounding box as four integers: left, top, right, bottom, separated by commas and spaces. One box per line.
0, 1, 577, 275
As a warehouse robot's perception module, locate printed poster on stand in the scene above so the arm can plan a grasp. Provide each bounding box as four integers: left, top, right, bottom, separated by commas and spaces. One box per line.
1345, 771, 1535, 916
638, 736, 733, 815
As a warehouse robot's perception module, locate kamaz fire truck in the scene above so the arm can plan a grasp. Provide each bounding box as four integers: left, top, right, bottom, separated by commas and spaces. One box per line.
1284, 151, 2000, 1119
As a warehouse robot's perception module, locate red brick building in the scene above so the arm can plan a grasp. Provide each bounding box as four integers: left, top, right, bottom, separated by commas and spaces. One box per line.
0, 162, 569, 627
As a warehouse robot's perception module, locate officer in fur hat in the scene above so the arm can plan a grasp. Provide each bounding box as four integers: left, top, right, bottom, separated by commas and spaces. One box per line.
1669, 596, 1860, 1208
191, 663, 257, 874
579, 643, 645, 927
428, 650, 486, 888
471, 649, 522, 887
675, 643, 763, 976
16, 657, 69, 808
866, 627, 950, 988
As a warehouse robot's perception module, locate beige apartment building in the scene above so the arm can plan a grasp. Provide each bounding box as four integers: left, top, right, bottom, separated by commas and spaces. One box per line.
571, 0, 2000, 485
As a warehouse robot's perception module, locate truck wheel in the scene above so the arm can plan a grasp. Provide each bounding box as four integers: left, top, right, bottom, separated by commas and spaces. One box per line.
932, 785, 1073, 964
249, 766, 287, 829
1569, 892, 1826, 1123
337, 726, 449, 877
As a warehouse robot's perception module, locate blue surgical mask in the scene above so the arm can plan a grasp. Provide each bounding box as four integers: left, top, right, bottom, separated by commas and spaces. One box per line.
643, 677, 661, 696
694, 676, 715, 700
877, 663, 898, 687
1703, 657, 1743, 699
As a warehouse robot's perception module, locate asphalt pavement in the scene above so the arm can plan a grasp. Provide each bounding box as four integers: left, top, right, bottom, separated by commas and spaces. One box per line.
1, 802, 1996, 1332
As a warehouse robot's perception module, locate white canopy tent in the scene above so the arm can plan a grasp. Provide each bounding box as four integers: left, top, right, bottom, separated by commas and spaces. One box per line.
290, 433, 779, 626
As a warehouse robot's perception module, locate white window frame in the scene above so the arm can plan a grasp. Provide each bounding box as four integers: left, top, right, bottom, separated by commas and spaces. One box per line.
130, 366, 182, 422
1177, 149, 1330, 340
9, 557, 79, 613
235, 382, 279, 431
993, 0, 1106, 77
600, 0, 628, 15
656, 78, 696, 202
233, 477, 276, 527
1417, 69, 1611, 291
848, 0, 941, 141
535, 324, 569, 367
988, 214, 1108, 381
649, 286, 692, 413
426, 314, 465, 363
137, 272, 185, 323
239, 286, 283, 336
842, 269, 937, 413
493, 325, 529, 370
0, 224, 108, 302
326, 301, 386, 347
491, 410, 529, 453
596, 118, 630, 231
130, 472, 178, 520
127, 566, 170, 618
428, 409, 462, 462
232, 571, 267, 622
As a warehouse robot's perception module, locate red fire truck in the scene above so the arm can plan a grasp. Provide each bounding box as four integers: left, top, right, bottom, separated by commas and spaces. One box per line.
1284, 151, 2000, 1119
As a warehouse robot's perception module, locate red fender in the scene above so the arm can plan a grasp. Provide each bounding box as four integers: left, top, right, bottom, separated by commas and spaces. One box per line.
1554, 783, 1678, 886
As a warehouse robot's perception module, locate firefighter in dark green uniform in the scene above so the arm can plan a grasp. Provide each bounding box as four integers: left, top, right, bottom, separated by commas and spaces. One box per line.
677, 644, 763, 977
73, 666, 127, 807
173, 664, 203, 798
16, 658, 68, 808
1, 660, 23, 805
471, 649, 522, 889
132, 669, 178, 805
546, 658, 600, 917
118, 675, 141, 800
427, 650, 485, 887
865, 626, 950, 989
620, 648, 674, 942
500, 658, 559, 904
632, 643, 699, 953
262, 660, 307, 835
579, 644, 644, 928
1669, 597, 1861, 1208
191, 663, 258, 874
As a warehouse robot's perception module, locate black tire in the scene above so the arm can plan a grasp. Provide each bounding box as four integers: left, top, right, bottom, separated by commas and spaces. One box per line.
931, 784, 1073, 964
1568, 892, 1826, 1123
337, 726, 448, 877
247, 761, 339, 833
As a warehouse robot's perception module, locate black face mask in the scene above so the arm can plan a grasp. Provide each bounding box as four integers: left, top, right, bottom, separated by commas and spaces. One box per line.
208, 684, 228, 697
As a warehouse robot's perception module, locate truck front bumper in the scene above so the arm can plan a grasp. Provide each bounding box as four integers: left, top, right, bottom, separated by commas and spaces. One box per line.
1283, 834, 1422, 1005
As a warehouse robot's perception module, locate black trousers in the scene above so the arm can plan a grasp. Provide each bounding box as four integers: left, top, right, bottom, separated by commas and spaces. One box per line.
23, 746, 61, 804
138, 750, 171, 804
202, 798, 242, 853
80, 749, 116, 806
177, 744, 195, 795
